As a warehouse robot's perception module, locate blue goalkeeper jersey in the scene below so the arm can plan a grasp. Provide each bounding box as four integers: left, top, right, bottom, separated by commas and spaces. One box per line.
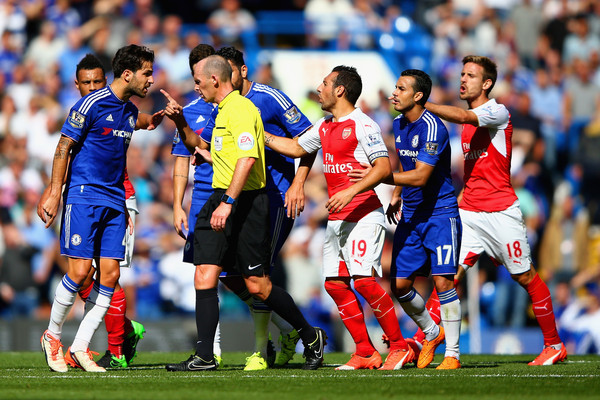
201, 82, 312, 196
171, 97, 216, 199
393, 109, 458, 221
61, 85, 138, 211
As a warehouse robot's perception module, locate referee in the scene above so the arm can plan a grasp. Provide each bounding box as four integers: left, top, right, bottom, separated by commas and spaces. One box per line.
161, 55, 325, 371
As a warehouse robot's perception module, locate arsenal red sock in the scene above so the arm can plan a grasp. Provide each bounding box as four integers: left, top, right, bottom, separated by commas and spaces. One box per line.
324, 280, 375, 356
105, 288, 132, 357
412, 288, 440, 343
79, 284, 93, 302
526, 274, 561, 346
354, 277, 407, 351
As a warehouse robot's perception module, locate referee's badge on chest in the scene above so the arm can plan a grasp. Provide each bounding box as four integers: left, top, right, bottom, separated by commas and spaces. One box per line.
214, 136, 223, 151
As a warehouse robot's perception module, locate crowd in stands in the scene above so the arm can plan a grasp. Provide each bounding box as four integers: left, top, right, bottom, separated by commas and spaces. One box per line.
0, 0, 599, 354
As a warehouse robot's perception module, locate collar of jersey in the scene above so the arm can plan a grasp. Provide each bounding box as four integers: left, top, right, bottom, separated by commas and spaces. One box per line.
218, 90, 240, 110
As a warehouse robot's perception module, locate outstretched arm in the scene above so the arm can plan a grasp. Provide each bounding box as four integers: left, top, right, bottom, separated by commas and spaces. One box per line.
285, 152, 317, 219
161, 89, 206, 152
265, 132, 309, 158
136, 110, 165, 131
425, 101, 479, 126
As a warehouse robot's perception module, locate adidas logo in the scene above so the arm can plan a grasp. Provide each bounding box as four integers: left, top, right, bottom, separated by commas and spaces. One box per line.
196, 115, 205, 123
106, 114, 114, 122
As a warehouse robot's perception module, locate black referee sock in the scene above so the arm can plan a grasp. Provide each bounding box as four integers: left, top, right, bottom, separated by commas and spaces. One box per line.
263, 285, 314, 344
194, 288, 219, 359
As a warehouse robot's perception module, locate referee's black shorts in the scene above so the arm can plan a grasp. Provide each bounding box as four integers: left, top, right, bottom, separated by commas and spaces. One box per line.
193, 188, 270, 277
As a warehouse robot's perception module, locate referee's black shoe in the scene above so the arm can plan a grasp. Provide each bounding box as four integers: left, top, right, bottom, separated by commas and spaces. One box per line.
165, 354, 217, 371
302, 327, 327, 370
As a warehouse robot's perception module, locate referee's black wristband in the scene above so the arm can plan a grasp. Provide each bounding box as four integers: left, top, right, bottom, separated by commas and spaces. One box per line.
220, 194, 236, 204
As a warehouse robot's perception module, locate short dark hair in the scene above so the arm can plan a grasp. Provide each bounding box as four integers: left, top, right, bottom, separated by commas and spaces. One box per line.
189, 44, 215, 72
331, 65, 362, 106
216, 46, 245, 69
112, 44, 154, 78
202, 55, 232, 82
76, 54, 105, 78
401, 69, 432, 105
462, 55, 497, 95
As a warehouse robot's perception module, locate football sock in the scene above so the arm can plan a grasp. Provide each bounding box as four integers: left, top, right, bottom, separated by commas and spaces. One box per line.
271, 312, 294, 337
72, 283, 114, 353
213, 322, 222, 357
251, 299, 271, 355
414, 288, 442, 342
48, 274, 81, 338
263, 284, 314, 345
78, 284, 93, 303
354, 277, 407, 351
438, 288, 461, 358
195, 288, 219, 359
397, 288, 438, 341
105, 288, 129, 357
526, 274, 561, 346
325, 280, 374, 356
236, 288, 271, 355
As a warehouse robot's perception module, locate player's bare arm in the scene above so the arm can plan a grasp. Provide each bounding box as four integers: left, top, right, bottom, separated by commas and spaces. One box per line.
161, 89, 206, 153
392, 160, 435, 187
326, 156, 392, 214
40, 135, 76, 228
386, 185, 403, 225
265, 132, 309, 158
210, 156, 255, 232
425, 101, 479, 126
285, 152, 317, 219
172, 156, 190, 239
135, 110, 165, 130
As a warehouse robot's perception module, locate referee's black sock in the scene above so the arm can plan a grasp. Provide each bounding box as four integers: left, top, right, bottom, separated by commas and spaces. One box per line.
263, 285, 316, 345
194, 288, 219, 359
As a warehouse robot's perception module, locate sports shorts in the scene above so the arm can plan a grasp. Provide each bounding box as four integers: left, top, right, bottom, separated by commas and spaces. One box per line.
459, 200, 532, 275
183, 189, 212, 264
60, 203, 126, 260
194, 188, 270, 277
391, 215, 461, 279
322, 208, 386, 278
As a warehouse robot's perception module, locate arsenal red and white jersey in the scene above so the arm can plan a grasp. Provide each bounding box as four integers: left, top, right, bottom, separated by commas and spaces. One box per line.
460, 99, 517, 212
298, 108, 388, 222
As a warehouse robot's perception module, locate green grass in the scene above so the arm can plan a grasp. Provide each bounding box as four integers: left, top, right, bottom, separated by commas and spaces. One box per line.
1, 352, 599, 400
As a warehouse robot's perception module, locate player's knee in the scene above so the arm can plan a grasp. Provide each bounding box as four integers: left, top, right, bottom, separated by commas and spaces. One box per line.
391, 279, 413, 297
512, 268, 535, 287
245, 276, 271, 300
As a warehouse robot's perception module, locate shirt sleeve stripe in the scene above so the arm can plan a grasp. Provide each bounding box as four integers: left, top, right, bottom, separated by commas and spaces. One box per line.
423, 112, 438, 142
79, 88, 110, 115
253, 83, 291, 109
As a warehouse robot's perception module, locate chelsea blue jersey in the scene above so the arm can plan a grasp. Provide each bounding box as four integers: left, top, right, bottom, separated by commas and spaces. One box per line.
61, 86, 138, 212
171, 97, 216, 199
393, 110, 458, 221
201, 82, 312, 197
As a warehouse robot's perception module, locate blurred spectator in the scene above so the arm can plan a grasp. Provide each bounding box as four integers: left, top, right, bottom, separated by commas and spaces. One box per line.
207, 0, 256, 47
57, 28, 92, 85
304, 0, 354, 48
23, 21, 65, 81
509, 0, 543, 69
562, 58, 600, 163
563, 13, 600, 64
0, 31, 19, 83
46, 0, 81, 38
558, 284, 600, 354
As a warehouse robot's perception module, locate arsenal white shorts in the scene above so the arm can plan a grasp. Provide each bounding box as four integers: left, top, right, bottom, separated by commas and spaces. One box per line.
120, 196, 139, 268
322, 209, 385, 278
459, 201, 532, 275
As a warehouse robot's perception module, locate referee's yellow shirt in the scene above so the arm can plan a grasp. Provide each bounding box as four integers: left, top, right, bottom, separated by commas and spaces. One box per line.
211, 90, 266, 190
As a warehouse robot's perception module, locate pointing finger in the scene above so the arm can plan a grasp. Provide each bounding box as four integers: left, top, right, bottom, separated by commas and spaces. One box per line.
160, 89, 175, 102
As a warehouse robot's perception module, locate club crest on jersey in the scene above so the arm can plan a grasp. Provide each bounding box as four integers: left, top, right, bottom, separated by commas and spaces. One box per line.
68, 110, 85, 128
214, 136, 223, 151
71, 234, 82, 246
425, 142, 438, 155
237, 132, 255, 151
284, 106, 301, 124
129, 116, 135, 129
411, 135, 419, 148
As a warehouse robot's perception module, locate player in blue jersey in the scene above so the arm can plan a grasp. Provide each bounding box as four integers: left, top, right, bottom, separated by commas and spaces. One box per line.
351, 69, 462, 369
212, 46, 315, 369
39, 44, 155, 373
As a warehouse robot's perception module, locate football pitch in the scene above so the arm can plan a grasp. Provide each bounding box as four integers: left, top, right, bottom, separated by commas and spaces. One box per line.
1, 352, 599, 400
